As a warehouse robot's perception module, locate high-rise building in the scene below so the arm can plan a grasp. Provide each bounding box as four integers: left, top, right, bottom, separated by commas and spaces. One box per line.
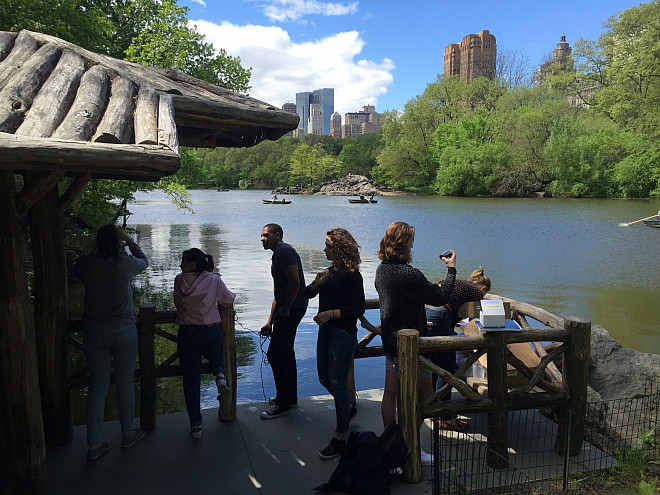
294, 88, 334, 135
331, 112, 342, 138
308, 103, 323, 135
342, 105, 381, 138
281, 103, 297, 137
533, 34, 573, 86
312, 88, 334, 135
295, 92, 312, 133
443, 30, 496, 83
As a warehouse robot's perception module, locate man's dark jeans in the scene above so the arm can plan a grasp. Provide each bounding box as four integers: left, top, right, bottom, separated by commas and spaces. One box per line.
267, 307, 306, 408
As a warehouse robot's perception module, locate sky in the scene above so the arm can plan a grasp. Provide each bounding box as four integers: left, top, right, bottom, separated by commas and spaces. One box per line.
180, 0, 643, 116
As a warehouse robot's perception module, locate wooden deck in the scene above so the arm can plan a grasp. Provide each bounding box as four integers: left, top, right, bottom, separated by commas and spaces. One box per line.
46, 389, 435, 495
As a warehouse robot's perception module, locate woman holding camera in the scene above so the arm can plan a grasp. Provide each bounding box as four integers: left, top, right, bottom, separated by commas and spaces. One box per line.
375, 221, 456, 465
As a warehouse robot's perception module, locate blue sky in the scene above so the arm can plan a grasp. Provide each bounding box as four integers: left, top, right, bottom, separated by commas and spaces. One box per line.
182, 0, 642, 116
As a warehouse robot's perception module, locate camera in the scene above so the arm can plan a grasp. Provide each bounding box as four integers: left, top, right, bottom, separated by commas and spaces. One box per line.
439, 249, 453, 259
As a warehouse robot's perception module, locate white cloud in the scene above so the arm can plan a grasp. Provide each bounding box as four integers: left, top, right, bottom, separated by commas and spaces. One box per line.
262, 0, 358, 22
190, 0, 207, 6
193, 20, 394, 116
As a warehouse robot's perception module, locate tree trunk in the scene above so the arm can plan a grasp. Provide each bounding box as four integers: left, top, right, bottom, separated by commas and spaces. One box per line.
29, 184, 72, 446
0, 170, 46, 493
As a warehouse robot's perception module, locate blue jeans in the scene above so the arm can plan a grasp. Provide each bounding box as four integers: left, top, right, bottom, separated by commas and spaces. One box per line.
267, 307, 306, 408
177, 324, 224, 427
83, 319, 138, 447
426, 306, 456, 398
317, 324, 358, 434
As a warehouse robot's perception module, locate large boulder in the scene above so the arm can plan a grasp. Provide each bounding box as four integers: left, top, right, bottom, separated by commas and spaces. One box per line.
316, 174, 379, 196
589, 323, 660, 400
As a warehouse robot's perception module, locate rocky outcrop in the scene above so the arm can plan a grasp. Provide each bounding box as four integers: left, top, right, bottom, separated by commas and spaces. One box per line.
311, 174, 379, 196
588, 323, 660, 400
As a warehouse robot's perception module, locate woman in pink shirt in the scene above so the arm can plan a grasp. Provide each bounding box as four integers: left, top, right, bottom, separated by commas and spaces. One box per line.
174, 248, 236, 439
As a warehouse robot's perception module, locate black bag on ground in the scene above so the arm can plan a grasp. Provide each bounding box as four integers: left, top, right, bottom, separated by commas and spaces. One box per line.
313, 431, 388, 495
313, 424, 410, 494
378, 422, 410, 482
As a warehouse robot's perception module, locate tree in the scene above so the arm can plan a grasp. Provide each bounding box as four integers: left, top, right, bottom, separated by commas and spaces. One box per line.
289, 143, 319, 187
496, 49, 532, 88
125, 0, 251, 92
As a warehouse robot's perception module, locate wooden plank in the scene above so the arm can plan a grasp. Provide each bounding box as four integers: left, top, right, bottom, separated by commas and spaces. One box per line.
486, 332, 510, 469
0, 133, 180, 178
52, 64, 109, 141
0, 43, 62, 133
397, 330, 421, 483
219, 305, 237, 421
158, 94, 179, 154
138, 305, 157, 431
134, 84, 158, 145
93, 76, 137, 144
16, 50, 85, 138
0, 30, 38, 90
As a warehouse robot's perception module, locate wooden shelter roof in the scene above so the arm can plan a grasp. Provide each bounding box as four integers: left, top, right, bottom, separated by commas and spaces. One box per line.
0, 30, 299, 181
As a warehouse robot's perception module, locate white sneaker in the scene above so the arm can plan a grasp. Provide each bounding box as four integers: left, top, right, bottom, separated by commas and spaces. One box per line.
191, 426, 202, 439
420, 448, 434, 466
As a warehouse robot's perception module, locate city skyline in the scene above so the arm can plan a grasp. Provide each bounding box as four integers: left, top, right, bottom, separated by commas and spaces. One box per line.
183, 0, 640, 115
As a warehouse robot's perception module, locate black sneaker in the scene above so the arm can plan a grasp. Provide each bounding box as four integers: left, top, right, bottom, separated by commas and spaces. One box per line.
268, 397, 298, 408
319, 437, 346, 460
349, 406, 358, 423
260, 404, 291, 420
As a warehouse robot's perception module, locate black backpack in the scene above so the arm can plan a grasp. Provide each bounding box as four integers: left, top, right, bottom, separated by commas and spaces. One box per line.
314, 425, 409, 494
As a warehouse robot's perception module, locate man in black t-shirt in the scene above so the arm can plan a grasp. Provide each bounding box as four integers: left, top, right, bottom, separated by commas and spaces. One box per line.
260, 223, 307, 419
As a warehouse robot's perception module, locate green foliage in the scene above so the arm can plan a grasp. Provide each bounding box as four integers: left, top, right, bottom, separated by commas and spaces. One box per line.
0, 0, 111, 54
639, 478, 657, 495
124, 0, 251, 92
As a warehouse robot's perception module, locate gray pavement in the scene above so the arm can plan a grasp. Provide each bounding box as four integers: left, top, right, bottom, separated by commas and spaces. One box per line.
46, 389, 434, 495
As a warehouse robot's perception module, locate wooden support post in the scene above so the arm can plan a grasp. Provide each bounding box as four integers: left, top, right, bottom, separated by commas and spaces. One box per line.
0, 170, 45, 493
397, 329, 421, 483
218, 304, 237, 421
556, 317, 591, 456
29, 185, 73, 446
486, 332, 509, 469
138, 304, 157, 431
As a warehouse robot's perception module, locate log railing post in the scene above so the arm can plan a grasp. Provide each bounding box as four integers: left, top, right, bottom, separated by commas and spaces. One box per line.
348, 357, 357, 408
398, 329, 421, 483
486, 332, 509, 469
218, 304, 237, 421
138, 304, 157, 431
556, 316, 591, 456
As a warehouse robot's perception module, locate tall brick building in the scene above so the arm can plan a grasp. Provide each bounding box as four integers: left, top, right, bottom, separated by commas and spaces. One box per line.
443, 30, 497, 83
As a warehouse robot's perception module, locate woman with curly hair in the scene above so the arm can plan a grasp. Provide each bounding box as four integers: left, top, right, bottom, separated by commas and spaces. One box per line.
375, 221, 456, 465
305, 228, 365, 460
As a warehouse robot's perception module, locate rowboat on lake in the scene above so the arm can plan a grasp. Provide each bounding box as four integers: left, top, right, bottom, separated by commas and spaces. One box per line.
262, 199, 291, 204
643, 219, 660, 228
348, 197, 378, 204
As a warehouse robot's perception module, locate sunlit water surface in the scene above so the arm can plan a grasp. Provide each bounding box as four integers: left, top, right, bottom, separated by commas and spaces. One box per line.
125, 190, 660, 408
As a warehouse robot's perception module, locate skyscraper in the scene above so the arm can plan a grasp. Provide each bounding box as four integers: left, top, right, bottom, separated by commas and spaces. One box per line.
295, 88, 334, 135
443, 30, 496, 83
295, 92, 312, 133
533, 34, 573, 86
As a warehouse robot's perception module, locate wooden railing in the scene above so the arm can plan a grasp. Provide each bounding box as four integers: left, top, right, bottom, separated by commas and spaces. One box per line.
67, 296, 590, 485
66, 304, 238, 430
353, 296, 591, 483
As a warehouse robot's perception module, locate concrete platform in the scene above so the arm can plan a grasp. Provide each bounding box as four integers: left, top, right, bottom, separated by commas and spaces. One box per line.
46, 389, 434, 495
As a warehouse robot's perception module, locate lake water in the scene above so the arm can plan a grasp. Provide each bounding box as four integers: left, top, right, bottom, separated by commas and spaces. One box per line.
126, 189, 660, 408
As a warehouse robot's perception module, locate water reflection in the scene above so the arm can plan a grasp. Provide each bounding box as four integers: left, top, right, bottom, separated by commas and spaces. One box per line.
106, 189, 660, 418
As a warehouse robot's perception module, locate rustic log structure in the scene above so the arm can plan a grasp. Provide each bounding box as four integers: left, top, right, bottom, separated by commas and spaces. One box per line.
0, 28, 297, 494
354, 296, 591, 483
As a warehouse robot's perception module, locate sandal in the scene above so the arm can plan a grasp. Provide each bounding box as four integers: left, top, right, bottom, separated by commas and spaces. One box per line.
87, 441, 111, 461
